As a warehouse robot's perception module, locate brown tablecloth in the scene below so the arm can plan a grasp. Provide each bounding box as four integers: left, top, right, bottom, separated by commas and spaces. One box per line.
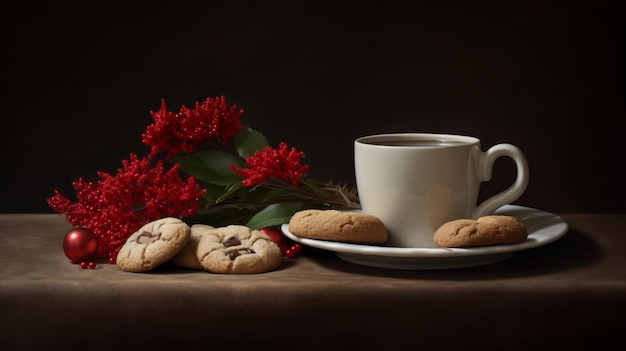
1, 213, 625, 350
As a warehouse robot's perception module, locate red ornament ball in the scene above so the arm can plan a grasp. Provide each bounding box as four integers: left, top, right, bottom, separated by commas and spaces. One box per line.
63, 228, 99, 263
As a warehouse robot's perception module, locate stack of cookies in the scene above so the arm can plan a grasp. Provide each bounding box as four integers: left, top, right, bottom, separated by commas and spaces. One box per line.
116, 218, 283, 274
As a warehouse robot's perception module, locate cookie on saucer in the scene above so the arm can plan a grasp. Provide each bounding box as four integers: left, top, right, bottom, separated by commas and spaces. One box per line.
116, 217, 191, 272
433, 215, 528, 248
196, 225, 282, 274
288, 209, 388, 244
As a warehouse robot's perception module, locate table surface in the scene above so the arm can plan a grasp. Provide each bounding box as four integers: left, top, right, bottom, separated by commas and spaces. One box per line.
1, 210, 625, 350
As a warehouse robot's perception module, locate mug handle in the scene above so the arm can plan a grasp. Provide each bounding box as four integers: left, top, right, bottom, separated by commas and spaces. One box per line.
472, 143, 529, 218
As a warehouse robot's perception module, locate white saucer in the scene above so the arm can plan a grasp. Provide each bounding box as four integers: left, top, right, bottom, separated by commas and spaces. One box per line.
281, 205, 569, 270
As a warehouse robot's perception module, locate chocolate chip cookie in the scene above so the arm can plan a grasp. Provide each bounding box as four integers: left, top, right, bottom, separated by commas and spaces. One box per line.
196, 225, 282, 274
116, 217, 191, 272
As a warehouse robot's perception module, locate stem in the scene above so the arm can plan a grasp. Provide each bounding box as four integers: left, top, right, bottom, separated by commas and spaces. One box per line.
198, 177, 360, 212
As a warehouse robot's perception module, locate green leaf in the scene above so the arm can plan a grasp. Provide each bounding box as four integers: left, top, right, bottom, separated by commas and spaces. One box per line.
239, 186, 292, 203
245, 203, 307, 229
216, 182, 245, 203
201, 183, 230, 203
234, 127, 269, 158
179, 151, 246, 185
237, 186, 273, 203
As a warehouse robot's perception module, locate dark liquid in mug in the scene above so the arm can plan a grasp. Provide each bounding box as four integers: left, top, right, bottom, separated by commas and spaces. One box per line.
365, 140, 467, 147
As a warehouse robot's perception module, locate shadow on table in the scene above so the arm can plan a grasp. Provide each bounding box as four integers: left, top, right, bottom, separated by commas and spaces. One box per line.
306, 228, 605, 281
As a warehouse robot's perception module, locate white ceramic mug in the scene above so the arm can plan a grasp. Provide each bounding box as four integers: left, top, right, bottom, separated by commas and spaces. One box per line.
354, 133, 529, 248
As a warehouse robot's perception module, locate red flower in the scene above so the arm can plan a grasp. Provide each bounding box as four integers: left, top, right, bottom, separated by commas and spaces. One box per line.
142, 96, 244, 159
47, 154, 206, 261
230, 142, 310, 187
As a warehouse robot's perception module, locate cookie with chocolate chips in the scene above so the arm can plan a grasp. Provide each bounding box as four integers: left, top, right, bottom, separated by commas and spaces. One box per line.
116, 217, 191, 272
196, 225, 283, 274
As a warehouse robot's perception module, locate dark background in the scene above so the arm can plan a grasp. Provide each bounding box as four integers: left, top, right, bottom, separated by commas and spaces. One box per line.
2, 1, 624, 214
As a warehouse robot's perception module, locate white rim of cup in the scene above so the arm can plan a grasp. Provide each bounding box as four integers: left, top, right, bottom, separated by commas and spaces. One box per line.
355, 133, 480, 147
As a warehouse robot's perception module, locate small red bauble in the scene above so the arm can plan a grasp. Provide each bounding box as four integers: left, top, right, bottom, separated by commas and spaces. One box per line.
63, 228, 99, 263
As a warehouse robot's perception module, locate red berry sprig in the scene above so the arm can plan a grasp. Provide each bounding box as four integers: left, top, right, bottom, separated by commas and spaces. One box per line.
79, 261, 97, 269
285, 243, 302, 258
